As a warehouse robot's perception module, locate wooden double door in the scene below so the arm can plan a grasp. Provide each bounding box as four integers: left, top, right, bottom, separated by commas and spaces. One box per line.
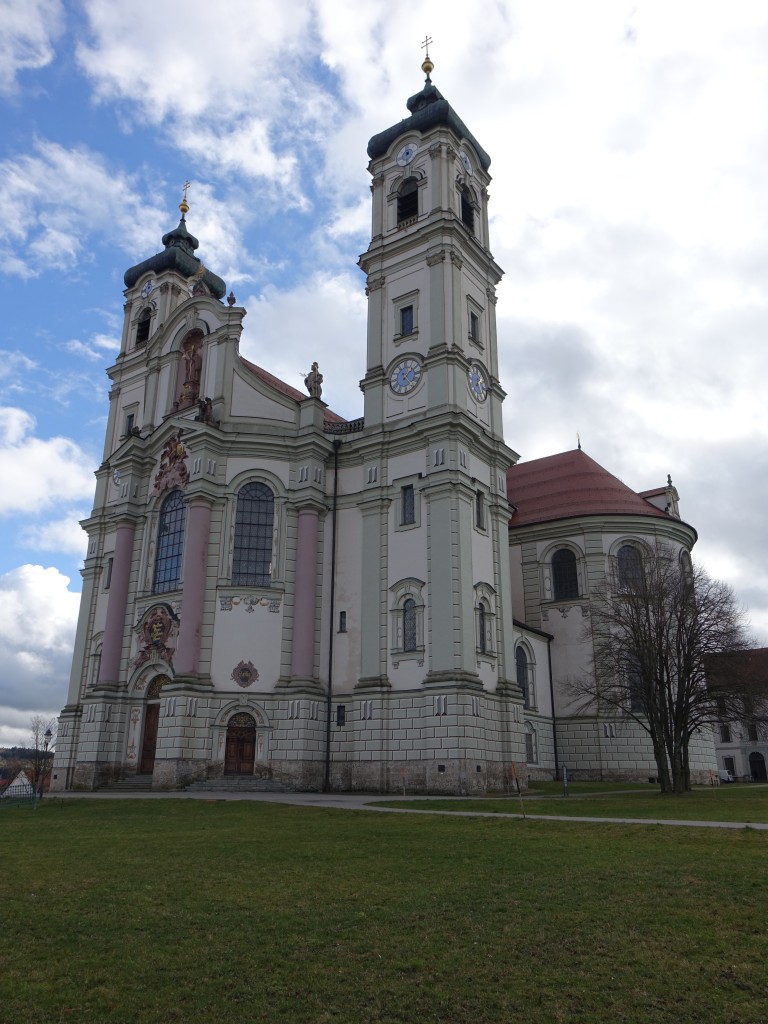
225, 714, 257, 775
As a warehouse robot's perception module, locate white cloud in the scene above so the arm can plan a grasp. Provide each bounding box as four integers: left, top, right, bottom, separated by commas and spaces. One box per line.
0, 0, 65, 96
240, 272, 367, 421
63, 332, 119, 362
19, 514, 89, 556
0, 408, 94, 515
0, 139, 167, 277
0, 564, 80, 721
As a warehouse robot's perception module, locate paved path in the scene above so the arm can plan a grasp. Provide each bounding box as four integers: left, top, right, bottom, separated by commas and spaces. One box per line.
48, 789, 768, 830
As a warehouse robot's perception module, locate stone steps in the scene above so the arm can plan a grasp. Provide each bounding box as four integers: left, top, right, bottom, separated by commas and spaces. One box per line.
107, 775, 155, 791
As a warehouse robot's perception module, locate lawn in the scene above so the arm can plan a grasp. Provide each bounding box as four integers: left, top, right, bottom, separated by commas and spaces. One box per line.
377, 783, 768, 823
2, 798, 767, 1024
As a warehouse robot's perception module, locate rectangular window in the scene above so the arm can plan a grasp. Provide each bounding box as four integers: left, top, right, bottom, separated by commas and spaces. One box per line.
104, 557, 113, 591
338, 610, 347, 633
401, 484, 415, 525
475, 490, 485, 530
719, 724, 732, 743
724, 756, 736, 774
336, 705, 346, 727
400, 305, 414, 336
125, 413, 135, 435
748, 724, 759, 742
469, 311, 479, 343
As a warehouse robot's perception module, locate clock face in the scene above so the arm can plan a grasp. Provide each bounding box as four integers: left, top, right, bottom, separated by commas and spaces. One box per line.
140, 279, 154, 299
396, 143, 419, 167
467, 364, 488, 402
459, 149, 473, 176
390, 358, 422, 395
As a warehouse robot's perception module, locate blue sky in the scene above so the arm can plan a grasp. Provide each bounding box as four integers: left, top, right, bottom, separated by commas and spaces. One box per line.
2, 0, 768, 745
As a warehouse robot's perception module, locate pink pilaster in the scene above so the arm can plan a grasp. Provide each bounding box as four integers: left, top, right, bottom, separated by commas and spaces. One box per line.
291, 507, 319, 679
174, 498, 212, 676
98, 522, 135, 684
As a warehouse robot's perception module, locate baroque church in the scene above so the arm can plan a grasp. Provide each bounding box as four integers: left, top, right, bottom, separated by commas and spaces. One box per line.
51, 59, 717, 794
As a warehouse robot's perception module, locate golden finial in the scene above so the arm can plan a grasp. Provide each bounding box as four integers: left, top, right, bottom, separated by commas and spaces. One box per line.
179, 179, 191, 216
421, 35, 434, 78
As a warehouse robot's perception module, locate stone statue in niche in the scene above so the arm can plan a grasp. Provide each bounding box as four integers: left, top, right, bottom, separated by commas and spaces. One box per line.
152, 431, 189, 494
196, 396, 216, 425
304, 361, 323, 399
179, 338, 202, 406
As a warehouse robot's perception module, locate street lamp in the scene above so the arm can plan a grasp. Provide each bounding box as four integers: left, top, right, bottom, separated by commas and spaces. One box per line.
38, 728, 53, 800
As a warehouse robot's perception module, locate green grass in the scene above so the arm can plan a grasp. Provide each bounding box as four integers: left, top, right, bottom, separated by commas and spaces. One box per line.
2, 800, 768, 1023
377, 784, 768, 822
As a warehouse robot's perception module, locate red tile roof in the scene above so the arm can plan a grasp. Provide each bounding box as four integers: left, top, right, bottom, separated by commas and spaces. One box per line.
507, 449, 674, 528
240, 358, 347, 424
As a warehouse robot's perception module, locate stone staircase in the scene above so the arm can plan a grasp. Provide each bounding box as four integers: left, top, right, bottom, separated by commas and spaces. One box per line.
185, 776, 293, 794
106, 774, 155, 792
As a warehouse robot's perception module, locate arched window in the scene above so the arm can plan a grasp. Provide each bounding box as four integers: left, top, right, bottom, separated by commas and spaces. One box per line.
397, 177, 419, 223
153, 490, 185, 594
233, 482, 274, 587
460, 186, 475, 232
136, 308, 151, 345
478, 601, 489, 654
403, 598, 417, 652
618, 545, 643, 589
552, 549, 579, 601
516, 646, 531, 708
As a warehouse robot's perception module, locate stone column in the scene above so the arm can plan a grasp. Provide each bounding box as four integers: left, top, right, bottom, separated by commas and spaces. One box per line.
174, 496, 213, 676
291, 506, 320, 681
98, 520, 136, 684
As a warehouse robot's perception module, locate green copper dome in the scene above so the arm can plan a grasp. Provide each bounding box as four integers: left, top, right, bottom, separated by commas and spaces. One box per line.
367, 77, 490, 171
124, 214, 226, 300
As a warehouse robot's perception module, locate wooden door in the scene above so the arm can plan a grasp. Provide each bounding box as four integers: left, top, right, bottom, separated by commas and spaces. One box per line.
140, 703, 160, 774
225, 725, 256, 775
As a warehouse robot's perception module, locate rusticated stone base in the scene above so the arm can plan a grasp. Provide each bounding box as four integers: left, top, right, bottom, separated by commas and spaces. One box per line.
152, 757, 209, 790
72, 760, 122, 790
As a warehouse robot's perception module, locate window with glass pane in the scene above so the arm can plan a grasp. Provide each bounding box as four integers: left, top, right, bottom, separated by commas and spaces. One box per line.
618, 545, 643, 589
552, 549, 578, 600
400, 305, 414, 336
403, 598, 417, 652
516, 646, 530, 708
401, 484, 415, 525
233, 482, 274, 586
153, 489, 185, 594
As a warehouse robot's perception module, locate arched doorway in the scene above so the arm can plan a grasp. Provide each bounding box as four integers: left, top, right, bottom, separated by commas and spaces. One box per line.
749, 751, 767, 782
140, 675, 168, 774
225, 712, 257, 775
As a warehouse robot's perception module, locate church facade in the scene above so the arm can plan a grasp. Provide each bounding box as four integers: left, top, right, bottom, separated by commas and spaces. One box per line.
51, 67, 716, 794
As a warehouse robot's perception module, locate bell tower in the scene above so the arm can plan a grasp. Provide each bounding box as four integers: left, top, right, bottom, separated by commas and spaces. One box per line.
354, 49, 524, 771
359, 50, 506, 440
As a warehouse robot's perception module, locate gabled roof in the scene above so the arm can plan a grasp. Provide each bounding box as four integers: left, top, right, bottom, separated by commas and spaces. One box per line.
507, 449, 676, 529
240, 358, 347, 424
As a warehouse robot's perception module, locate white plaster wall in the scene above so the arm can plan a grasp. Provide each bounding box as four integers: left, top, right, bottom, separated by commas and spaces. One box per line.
210, 601, 284, 689
230, 374, 296, 421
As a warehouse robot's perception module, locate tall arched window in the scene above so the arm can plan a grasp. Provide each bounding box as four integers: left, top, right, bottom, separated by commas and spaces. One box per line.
478, 601, 489, 654
516, 646, 531, 708
153, 489, 185, 594
618, 545, 643, 589
460, 186, 475, 232
552, 549, 579, 601
136, 308, 151, 345
233, 482, 274, 587
397, 177, 418, 223
403, 598, 417, 652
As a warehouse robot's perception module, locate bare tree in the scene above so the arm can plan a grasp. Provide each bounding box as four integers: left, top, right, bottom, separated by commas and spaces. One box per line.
570, 542, 752, 794
29, 715, 57, 794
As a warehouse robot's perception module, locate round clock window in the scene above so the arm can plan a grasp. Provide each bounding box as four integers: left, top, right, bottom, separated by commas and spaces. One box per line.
396, 143, 419, 167
467, 364, 488, 402
390, 358, 422, 395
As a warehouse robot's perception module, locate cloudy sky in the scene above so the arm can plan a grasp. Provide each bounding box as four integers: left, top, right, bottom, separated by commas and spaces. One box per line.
1, 0, 767, 746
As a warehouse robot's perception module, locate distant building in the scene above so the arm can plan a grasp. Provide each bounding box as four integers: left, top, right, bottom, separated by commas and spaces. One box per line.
51, 63, 716, 794
711, 649, 768, 781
